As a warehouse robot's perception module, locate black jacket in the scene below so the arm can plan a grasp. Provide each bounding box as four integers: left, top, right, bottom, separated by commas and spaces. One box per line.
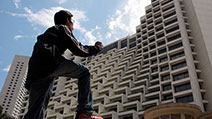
25, 25, 101, 90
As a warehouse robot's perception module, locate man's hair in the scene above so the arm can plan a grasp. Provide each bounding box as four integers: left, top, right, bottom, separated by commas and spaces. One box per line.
54, 10, 73, 25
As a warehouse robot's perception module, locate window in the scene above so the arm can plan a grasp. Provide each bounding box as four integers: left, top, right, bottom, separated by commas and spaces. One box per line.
148, 31, 154, 36
171, 61, 187, 70
166, 25, 179, 34
142, 25, 147, 29
176, 94, 193, 103
163, 11, 176, 19
157, 33, 165, 39
156, 26, 163, 32
167, 33, 181, 42
143, 36, 147, 40
151, 52, 157, 57
154, 13, 161, 19
150, 45, 156, 50
147, 20, 153, 24
175, 83, 191, 92
152, 75, 159, 80
152, 2, 159, 7
130, 42, 136, 48
173, 71, 189, 81
160, 65, 169, 71
155, 19, 162, 25
136, 29, 141, 33
144, 55, 149, 59
161, 74, 170, 81
161, 0, 173, 6
151, 59, 157, 65
129, 37, 136, 43
99, 42, 118, 54
163, 94, 173, 100
163, 84, 171, 91
158, 48, 167, 54
168, 42, 183, 51
162, 4, 175, 12
159, 56, 168, 63
143, 48, 148, 52
149, 38, 155, 43
160, 115, 169, 119
146, 9, 152, 14
170, 51, 185, 60
152, 67, 158, 73
148, 25, 154, 30
185, 114, 195, 119
164, 18, 178, 26
157, 40, 165, 46
171, 114, 181, 119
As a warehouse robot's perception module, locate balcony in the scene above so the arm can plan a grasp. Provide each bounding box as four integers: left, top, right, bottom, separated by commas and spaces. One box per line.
118, 79, 133, 88
46, 112, 63, 119
171, 61, 187, 71
114, 87, 128, 97
161, 0, 173, 6
166, 26, 180, 36
169, 51, 185, 61
142, 99, 159, 110
163, 11, 176, 19
119, 110, 139, 119
168, 42, 183, 51
131, 85, 146, 94
164, 17, 178, 26
123, 100, 142, 112
162, 3, 175, 13
101, 111, 118, 119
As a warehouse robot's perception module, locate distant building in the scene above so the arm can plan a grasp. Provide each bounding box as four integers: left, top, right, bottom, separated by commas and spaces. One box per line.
18, 0, 212, 118
0, 55, 29, 118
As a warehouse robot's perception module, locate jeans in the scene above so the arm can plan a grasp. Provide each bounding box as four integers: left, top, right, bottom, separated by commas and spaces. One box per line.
24, 57, 93, 119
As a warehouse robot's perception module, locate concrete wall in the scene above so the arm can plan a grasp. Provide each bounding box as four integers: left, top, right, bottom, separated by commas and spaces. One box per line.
183, 0, 212, 111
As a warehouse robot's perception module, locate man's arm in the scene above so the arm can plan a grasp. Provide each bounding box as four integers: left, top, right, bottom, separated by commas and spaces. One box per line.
61, 26, 102, 57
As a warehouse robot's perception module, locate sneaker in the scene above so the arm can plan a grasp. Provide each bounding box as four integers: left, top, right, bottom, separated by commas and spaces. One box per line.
75, 113, 103, 119
91, 114, 103, 119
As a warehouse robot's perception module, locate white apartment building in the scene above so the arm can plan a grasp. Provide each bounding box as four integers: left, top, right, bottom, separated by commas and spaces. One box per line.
0, 55, 29, 118
18, 0, 212, 119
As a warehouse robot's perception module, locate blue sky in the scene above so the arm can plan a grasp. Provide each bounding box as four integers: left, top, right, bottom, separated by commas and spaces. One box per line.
0, 0, 151, 91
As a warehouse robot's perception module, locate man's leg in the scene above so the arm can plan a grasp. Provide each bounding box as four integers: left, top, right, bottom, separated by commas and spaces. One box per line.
24, 78, 54, 119
54, 58, 94, 115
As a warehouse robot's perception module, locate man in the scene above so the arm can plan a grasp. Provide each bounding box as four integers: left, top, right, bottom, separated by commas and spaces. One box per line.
24, 10, 103, 119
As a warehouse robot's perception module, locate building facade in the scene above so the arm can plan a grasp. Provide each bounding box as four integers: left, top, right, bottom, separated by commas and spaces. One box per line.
18, 0, 212, 119
0, 55, 29, 118
144, 103, 212, 119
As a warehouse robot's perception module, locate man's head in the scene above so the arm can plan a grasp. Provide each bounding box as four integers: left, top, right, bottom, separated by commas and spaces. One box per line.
54, 10, 74, 31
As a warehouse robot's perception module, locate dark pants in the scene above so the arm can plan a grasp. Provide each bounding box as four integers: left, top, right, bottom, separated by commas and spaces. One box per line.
24, 58, 93, 119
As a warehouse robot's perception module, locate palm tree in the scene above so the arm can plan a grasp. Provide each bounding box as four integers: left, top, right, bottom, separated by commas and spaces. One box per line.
0, 106, 13, 119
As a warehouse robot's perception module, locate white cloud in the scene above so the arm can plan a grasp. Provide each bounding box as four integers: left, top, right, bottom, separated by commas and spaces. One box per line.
106, 0, 151, 40
58, 0, 67, 4
7, 7, 101, 45
7, 7, 88, 30
2, 65, 11, 72
14, 35, 24, 40
84, 26, 101, 45
13, 0, 20, 8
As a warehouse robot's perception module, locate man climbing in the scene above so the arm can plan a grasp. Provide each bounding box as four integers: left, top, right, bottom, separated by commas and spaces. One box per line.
24, 10, 103, 119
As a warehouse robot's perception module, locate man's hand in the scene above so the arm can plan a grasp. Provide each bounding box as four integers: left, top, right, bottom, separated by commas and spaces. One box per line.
95, 41, 103, 48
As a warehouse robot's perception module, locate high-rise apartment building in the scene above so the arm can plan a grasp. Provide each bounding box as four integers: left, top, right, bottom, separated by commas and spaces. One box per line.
0, 55, 29, 118
18, 0, 212, 119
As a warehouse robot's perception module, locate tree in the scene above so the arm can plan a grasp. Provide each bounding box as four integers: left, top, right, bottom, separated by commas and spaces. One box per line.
0, 106, 13, 119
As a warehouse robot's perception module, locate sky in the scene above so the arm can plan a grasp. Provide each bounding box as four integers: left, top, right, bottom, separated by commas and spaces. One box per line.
0, 0, 151, 92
